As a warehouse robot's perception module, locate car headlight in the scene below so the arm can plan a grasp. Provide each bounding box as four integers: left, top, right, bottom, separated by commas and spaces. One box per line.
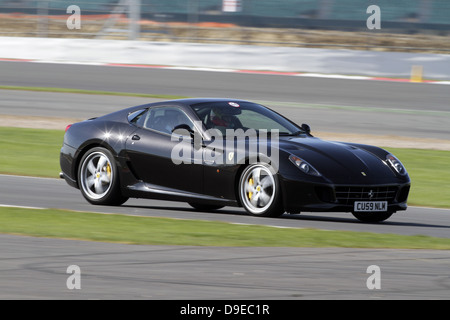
386, 153, 407, 176
289, 155, 321, 176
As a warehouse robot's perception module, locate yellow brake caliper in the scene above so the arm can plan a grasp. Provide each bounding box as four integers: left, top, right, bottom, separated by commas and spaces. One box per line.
106, 163, 111, 179
248, 178, 253, 200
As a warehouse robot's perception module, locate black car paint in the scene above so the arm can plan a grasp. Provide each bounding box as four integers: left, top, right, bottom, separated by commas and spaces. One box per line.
60, 98, 410, 216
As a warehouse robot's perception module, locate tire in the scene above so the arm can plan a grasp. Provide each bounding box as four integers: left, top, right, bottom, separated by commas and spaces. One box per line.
238, 163, 284, 217
188, 203, 224, 211
78, 147, 128, 206
352, 211, 394, 223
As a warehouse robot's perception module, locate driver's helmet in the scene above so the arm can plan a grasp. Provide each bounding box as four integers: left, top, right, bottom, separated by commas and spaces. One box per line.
210, 107, 230, 127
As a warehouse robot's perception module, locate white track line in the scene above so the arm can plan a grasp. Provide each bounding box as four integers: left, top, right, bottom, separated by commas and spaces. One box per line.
0, 204, 45, 210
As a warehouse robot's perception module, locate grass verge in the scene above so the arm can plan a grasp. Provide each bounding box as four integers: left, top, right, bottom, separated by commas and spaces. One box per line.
1, 206, 450, 249
383, 147, 450, 209
0, 85, 189, 100
0, 127, 64, 178
0, 127, 449, 208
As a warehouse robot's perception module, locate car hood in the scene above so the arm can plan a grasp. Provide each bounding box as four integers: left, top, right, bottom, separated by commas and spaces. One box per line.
278, 136, 398, 184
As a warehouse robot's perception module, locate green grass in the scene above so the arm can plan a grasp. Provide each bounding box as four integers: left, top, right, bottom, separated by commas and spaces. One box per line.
0, 127, 449, 208
383, 147, 450, 209
1, 206, 450, 249
0, 127, 64, 178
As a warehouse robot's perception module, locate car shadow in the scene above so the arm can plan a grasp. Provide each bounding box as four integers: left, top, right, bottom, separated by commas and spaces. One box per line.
283, 212, 450, 230
122, 204, 247, 216
121, 204, 450, 231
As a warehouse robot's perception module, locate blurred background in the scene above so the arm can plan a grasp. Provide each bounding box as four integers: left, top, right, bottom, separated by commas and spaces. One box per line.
0, 0, 449, 53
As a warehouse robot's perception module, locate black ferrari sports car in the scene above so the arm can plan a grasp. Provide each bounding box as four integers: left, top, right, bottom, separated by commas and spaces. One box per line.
60, 98, 410, 222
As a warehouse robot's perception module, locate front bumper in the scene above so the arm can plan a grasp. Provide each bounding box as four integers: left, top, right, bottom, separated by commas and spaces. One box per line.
280, 177, 410, 214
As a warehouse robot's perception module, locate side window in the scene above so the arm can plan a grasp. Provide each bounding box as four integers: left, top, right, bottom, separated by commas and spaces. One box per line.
143, 106, 194, 135
128, 109, 147, 127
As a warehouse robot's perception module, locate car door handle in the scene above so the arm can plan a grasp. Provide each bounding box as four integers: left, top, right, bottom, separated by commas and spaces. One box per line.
132, 134, 140, 141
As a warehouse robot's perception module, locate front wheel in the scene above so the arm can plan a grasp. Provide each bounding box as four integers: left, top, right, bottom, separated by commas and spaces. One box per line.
78, 147, 128, 206
352, 211, 394, 223
238, 164, 284, 217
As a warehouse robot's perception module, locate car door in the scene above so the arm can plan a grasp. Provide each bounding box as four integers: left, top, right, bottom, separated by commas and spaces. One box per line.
125, 106, 203, 194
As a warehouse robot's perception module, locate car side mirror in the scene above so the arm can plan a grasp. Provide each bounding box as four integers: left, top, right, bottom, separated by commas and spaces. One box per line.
301, 123, 311, 134
172, 124, 194, 138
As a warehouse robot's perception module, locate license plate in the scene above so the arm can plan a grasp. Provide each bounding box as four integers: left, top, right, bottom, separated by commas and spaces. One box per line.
354, 201, 388, 212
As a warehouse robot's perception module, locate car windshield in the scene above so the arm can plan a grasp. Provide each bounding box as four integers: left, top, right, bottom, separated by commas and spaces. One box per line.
190, 101, 301, 136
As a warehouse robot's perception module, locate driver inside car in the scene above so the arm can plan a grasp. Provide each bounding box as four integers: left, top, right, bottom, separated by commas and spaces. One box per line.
209, 107, 242, 130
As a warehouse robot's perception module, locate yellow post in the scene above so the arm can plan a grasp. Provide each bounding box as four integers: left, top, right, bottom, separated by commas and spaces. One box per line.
410, 65, 423, 82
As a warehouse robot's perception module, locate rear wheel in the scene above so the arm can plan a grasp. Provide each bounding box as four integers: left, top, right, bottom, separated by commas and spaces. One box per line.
238, 164, 284, 217
78, 147, 128, 206
352, 211, 394, 223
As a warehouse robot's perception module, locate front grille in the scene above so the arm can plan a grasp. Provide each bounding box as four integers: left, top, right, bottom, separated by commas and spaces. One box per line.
334, 186, 398, 205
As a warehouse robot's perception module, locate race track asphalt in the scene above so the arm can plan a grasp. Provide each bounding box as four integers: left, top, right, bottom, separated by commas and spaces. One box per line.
1, 60, 450, 140
1, 233, 450, 300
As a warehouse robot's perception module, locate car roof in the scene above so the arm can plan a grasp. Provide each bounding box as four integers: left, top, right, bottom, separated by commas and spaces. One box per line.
163, 98, 253, 106
94, 98, 258, 123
